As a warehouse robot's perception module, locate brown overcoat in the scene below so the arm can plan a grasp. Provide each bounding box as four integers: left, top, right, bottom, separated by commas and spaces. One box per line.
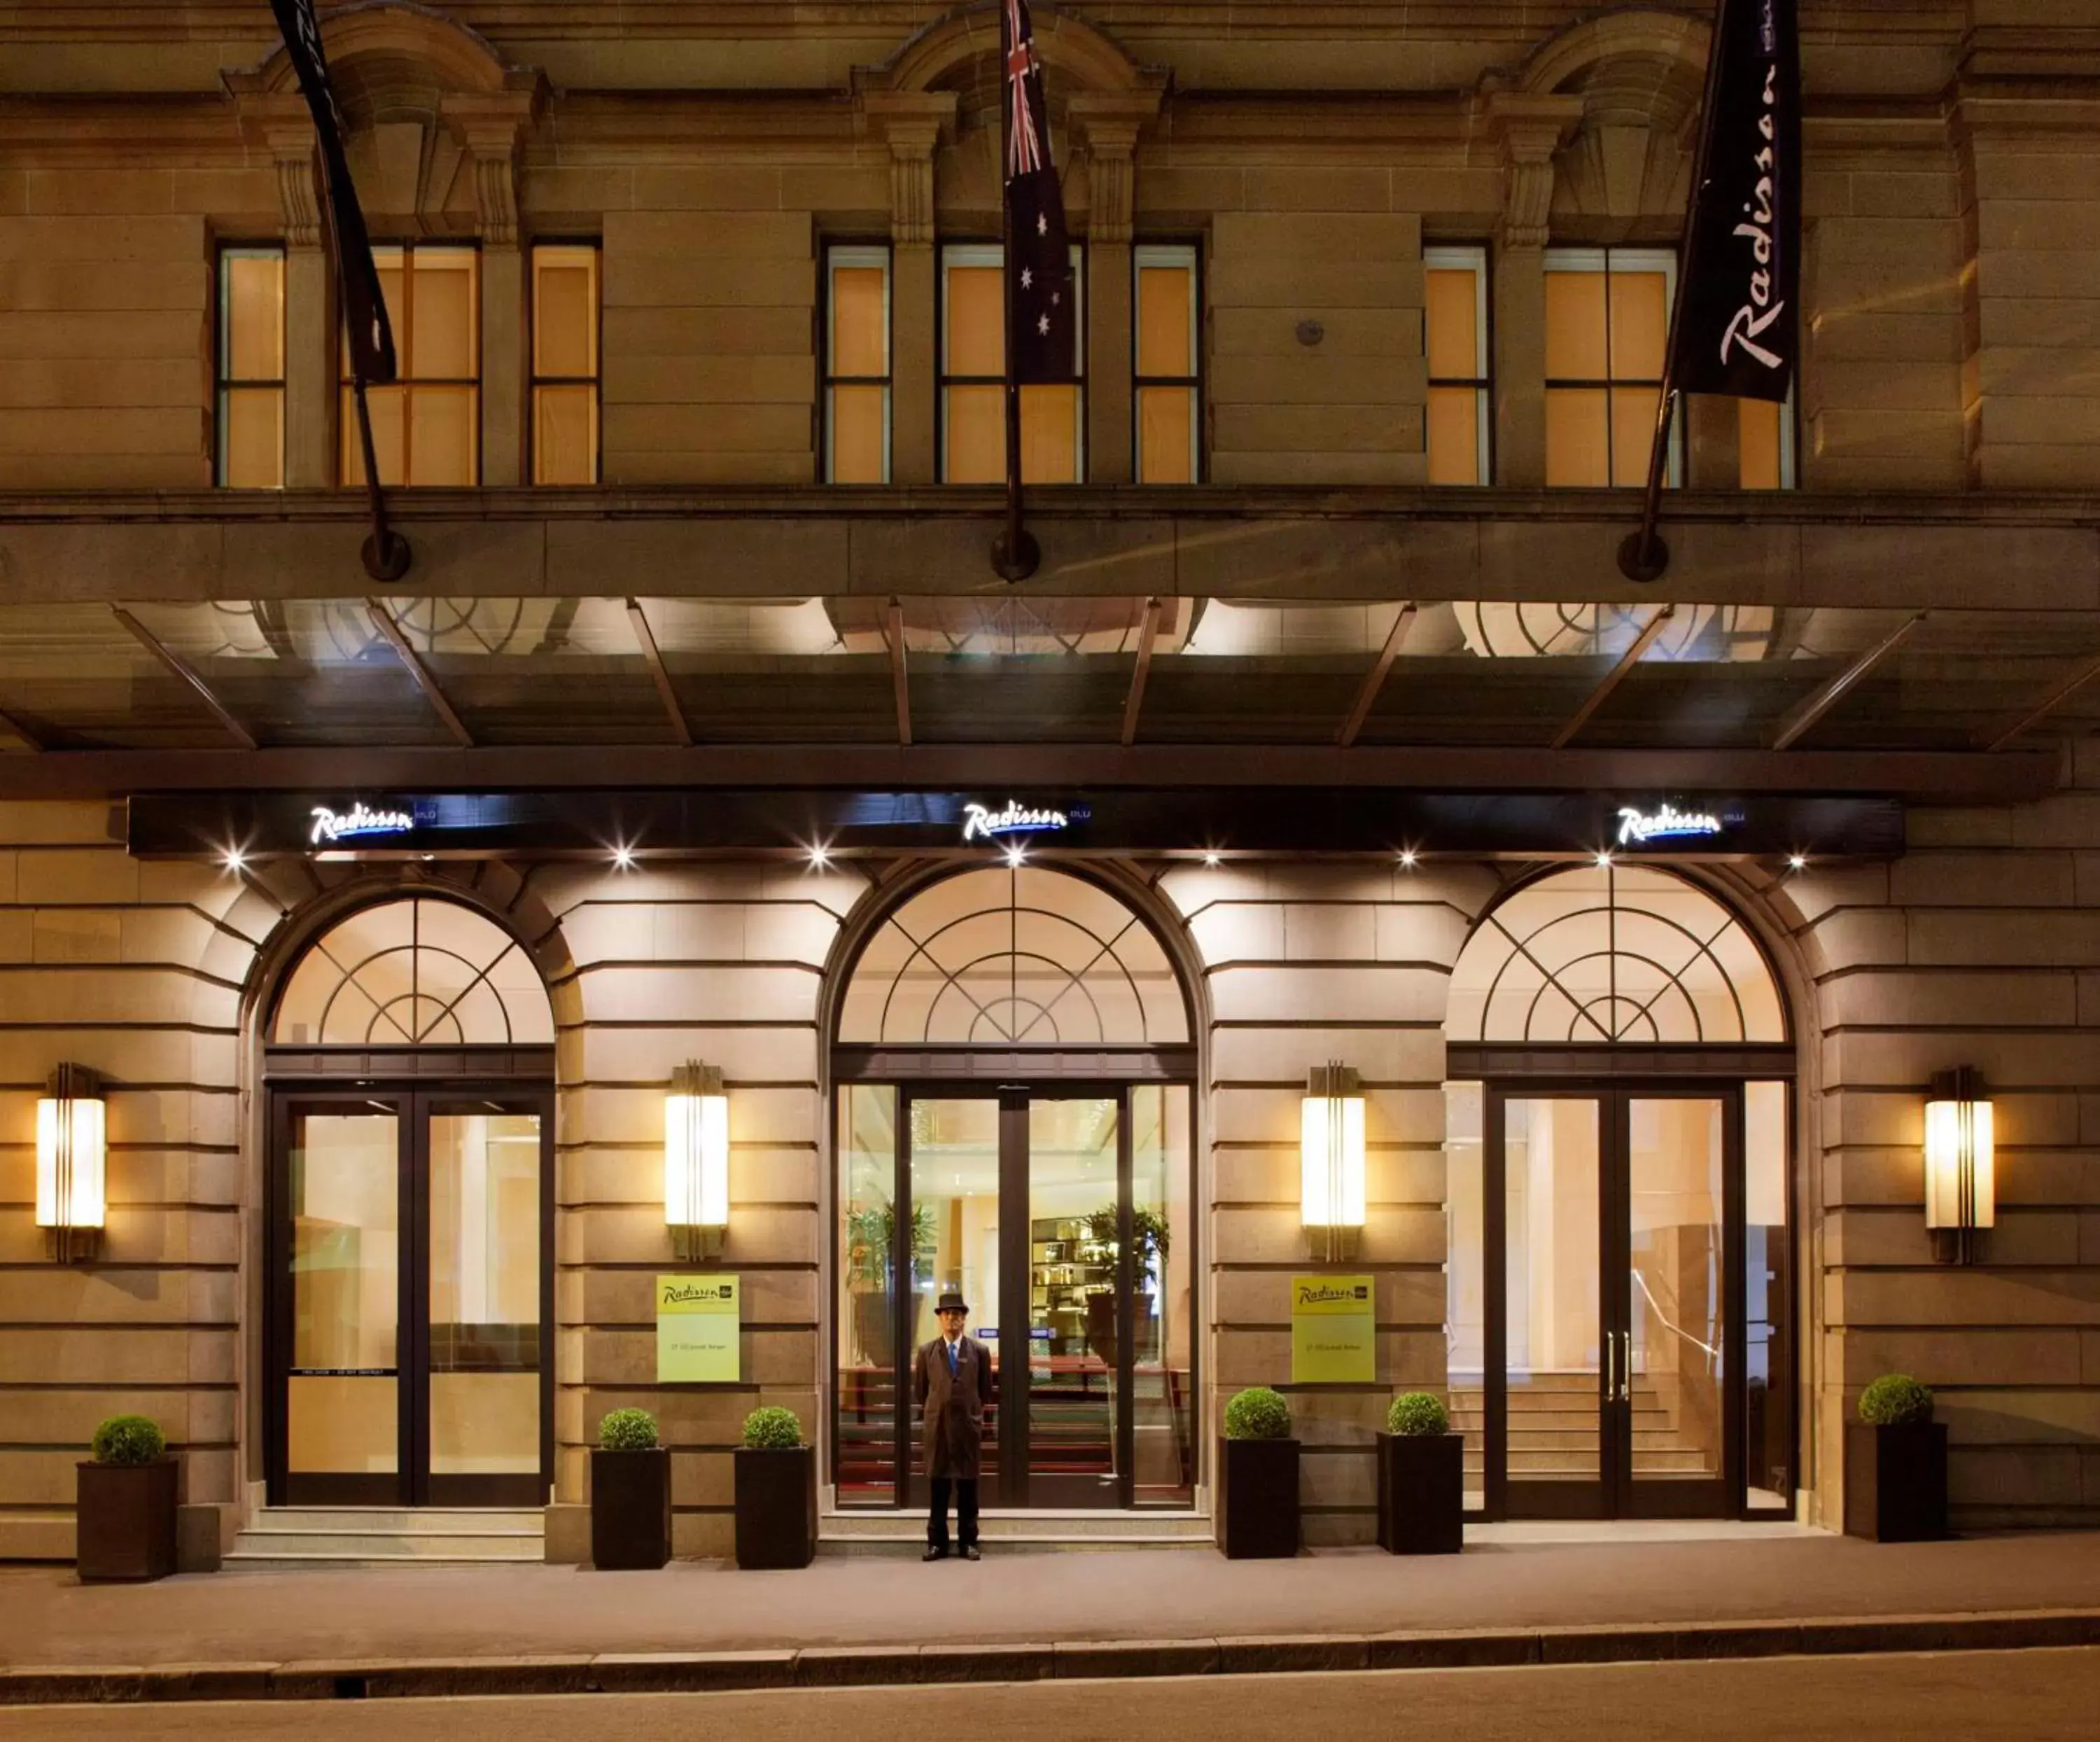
912, 1332, 995, 1481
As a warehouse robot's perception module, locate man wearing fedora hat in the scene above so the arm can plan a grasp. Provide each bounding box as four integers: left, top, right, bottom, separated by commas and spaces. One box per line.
911, 1290, 994, 1561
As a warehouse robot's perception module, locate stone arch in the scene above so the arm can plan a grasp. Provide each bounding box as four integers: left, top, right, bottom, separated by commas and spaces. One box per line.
230, 1, 514, 103
867, 2, 1154, 98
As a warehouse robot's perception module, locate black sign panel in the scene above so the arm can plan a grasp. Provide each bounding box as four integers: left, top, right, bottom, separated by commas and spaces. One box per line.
127, 790, 1903, 862
1670, 0, 1800, 403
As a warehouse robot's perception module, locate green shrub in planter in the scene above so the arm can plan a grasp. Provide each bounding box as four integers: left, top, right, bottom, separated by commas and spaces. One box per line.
1858, 1375, 1933, 1427
1224, 1386, 1291, 1440
742, 1407, 804, 1450
1386, 1393, 1449, 1437
598, 1407, 659, 1451
92, 1416, 167, 1466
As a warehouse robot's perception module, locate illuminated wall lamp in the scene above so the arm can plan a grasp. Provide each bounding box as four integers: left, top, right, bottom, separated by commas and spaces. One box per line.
665, 1061, 729, 1262
1301, 1061, 1365, 1260
1924, 1067, 1993, 1266
36, 1064, 106, 1264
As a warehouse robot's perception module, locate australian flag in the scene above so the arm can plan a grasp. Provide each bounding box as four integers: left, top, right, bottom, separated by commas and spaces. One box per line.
1002, 0, 1076, 384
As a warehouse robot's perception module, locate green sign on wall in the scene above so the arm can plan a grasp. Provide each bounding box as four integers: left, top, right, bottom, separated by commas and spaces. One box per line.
1290, 1274, 1375, 1385
656, 1274, 740, 1383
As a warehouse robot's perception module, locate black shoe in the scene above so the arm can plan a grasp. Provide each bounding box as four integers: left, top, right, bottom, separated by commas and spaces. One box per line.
923, 1545, 949, 1562
961, 1545, 981, 1561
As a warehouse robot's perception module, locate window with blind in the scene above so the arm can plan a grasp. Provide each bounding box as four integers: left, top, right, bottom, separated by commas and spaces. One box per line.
1544, 248, 1679, 488
826, 245, 891, 483
340, 244, 480, 488
1737, 393, 1795, 489
531, 243, 599, 485
1134, 244, 1199, 484
1424, 246, 1490, 486
940, 243, 1085, 484
216, 246, 286, 489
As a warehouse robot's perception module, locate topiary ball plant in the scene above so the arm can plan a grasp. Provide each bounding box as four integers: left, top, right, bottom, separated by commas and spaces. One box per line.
741, 1406, 804, 1450
91, 1415, 166, 1465
1386, 1392, 1450, 1437
1224, 1386, 1292, 1440
598, 1407, 660, 1451
1858, 1374, 1934, 1428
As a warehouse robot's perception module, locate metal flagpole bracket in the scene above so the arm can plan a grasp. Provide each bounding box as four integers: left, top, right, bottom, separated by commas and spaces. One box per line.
1616, 526, 1671, 585
991, 529, 1041, 583
353, 379, 411, 583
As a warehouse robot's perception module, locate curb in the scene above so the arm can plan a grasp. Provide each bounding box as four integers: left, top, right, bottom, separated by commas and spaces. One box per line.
5, 1609, 2099, 1704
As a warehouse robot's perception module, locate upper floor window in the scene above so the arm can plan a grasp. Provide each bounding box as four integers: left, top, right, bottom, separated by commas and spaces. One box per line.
825, 244, 892, 483
941, 242, 1084, 484
1424, 246, 1490, 485
1135, 244, 1200, 483
1737, 393, 1795, 490
340, 244, 479, 488
1544, 248, 1678, 488
532, 243, 600, 485
216, 246, 286, 489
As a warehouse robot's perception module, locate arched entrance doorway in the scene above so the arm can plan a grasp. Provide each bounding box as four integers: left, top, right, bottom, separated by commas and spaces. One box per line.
830, 865, 1199, 1513
262, 895, 556, 1507
1444, 864, 1795, 1521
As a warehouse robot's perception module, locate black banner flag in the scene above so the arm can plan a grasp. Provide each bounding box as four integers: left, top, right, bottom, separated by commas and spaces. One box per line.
270, 0, 397, 385
1669, 0, 1800, 402
1002, 0, 1076, 386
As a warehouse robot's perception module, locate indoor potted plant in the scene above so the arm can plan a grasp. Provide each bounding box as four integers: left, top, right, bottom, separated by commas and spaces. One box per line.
1844, 1374, 1947, 1542
1376, 1392, 1463, 1555
76, 1414, 177, 1582
1082, 1205, 1170, 1364
592, 1407, 671, 1570
846, 1201, 937, 1369
735, 1405, 816, 1570
1218, 1386, 1298, 1559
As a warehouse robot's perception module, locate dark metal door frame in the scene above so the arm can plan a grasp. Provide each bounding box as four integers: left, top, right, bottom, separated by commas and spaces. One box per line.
265, 1078, 555, 1509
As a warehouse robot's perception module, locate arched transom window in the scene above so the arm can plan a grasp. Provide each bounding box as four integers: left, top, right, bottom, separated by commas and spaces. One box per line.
272, 897, 554, 1046
1447, 865, 1783, 1045
838, 867, 1189, 1046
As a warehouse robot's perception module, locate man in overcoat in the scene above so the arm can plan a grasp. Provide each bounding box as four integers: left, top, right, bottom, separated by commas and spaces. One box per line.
912, 1290, 995, 1560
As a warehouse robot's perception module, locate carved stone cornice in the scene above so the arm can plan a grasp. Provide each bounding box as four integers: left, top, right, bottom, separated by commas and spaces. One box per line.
1069, 90, 1162, 244
1485, 91, 1583, 249
861, 90, 955, 248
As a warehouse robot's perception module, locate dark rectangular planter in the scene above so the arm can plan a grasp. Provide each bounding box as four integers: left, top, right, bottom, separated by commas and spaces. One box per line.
1376, 1432, 1464, 1555
76, 1458, 178, 1583
734, 1445, 816, 1570
1218, 1437, 1299, 1559
1844, 1422, 1949, 1542
591, 1447, 671, 1570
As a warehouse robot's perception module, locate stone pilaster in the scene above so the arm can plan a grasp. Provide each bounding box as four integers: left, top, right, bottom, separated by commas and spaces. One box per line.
863, 92, 955, 485
1070, 92, 1159, 485
446, 91, 542, 487
1485, 94, 1581, 488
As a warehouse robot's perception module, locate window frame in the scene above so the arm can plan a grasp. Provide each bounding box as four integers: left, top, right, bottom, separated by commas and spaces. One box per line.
937, 239, 1087, 485
338, 240, 483, 489
1423, 244, 1492, 487
822, 241, 894, 485
1132, 240, 1203, 485
528, 238, 602, 487
215, 242, 287, 490
1542, 245, 1682, 489
1737, 386, 1799, 492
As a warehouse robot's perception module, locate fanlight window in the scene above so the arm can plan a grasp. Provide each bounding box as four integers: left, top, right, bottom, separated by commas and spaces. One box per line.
272, 897, 554, 1047
1447, 865, 1783, 1045
838, 867, 1188, 1046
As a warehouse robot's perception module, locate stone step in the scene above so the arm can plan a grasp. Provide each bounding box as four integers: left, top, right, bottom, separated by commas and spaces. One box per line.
820, 1510, 1212, 1556
226, 1506, 545, 1570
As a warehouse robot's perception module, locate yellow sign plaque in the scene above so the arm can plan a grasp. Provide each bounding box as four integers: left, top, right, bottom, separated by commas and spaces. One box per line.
1290, 1274, 1375, 1385
656, 1274, 741, 1384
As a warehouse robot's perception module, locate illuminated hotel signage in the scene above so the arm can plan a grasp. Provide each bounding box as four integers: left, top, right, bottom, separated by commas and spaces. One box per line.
961, 800, 1070, 843
1616, 803, 1727, 846
309, 802, 416, 846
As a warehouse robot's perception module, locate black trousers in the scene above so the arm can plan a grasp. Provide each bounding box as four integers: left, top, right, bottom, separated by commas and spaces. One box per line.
927, 1476, 979, 1551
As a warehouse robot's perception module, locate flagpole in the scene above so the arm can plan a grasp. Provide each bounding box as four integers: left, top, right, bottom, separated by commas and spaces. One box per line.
318, 165, 407, 583
993, 0, 1040, 583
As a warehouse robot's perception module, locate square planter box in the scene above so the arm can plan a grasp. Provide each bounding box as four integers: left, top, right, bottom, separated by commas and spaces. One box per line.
76, 1458, 178, 1583
592, 1447, 671, 1570
1376, 1432, 1464, 1555
1844, 1422, 1948, 1543
734, 1446, 816, 1570
1218, 1437, 1299, 1559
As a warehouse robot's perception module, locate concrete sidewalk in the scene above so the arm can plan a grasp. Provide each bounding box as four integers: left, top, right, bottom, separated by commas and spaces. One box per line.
6, 1526, 2099, 1703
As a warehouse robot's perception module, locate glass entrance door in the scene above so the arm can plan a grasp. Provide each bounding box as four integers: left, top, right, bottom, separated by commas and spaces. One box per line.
269, 1087, 552, 1507
836, 1082, 1194, 1511
1482, 1086, 1740, 1519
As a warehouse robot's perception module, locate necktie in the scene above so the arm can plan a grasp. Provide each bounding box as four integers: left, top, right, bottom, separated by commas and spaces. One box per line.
946, 1340, 958, 1377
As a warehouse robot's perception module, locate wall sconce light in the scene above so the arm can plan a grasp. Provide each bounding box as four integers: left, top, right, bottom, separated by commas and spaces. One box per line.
36, 1064, 106, 1263
1301, 1061, 1365, 1259
665, 1060, 729, 1261
1925, 1066, 1993, 1265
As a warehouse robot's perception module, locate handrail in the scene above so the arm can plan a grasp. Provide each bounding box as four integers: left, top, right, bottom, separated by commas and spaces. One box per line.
1631, 1268, 1721, 1364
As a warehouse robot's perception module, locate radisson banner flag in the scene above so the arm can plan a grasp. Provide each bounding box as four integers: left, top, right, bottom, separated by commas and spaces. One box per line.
269, 0, 398, 384
1669, 0, 1800, 403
